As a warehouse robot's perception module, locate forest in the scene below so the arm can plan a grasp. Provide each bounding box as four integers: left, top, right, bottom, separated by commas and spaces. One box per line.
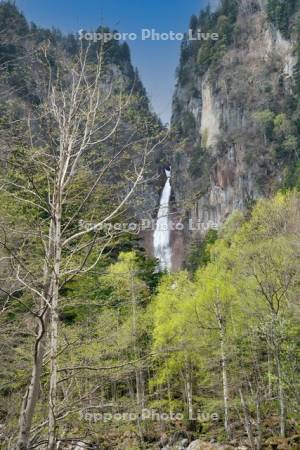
0, 1, 299, 450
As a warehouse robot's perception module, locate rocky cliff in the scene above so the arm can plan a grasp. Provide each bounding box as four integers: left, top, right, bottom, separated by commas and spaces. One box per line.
169, 0, 300, 266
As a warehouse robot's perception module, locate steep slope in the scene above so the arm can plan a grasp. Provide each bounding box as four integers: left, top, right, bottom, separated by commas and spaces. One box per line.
170, 0, 300, 266
0, 1, 163, 242
0, 2, 166, 303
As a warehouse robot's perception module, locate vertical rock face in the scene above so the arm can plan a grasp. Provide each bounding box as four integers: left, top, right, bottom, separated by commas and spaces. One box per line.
170, 0, 297, 262
200, 77, 221, 148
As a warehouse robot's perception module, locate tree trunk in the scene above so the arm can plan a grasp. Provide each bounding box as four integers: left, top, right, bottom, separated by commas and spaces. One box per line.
185, 356, 193, 420
167, 378, 172, 415
16, 218, 55, 450
130, 269, 145, 411
267, 348, 272, 399
220, 332, 230, 437
135, 369, 142, 408
239, 389, 255, 450
255, 391, 262, 450
48, 199, 62, 450
48, 282, 59, 450
16, 308, 49, 450
215, 301, 230, 439
275, 352, 286, 437
136, 369, 145, 409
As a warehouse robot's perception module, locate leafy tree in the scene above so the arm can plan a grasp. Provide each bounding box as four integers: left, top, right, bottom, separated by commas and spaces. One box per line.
267, 0, 298, 38
252, 110, 275, 145
186, 228, 218, 272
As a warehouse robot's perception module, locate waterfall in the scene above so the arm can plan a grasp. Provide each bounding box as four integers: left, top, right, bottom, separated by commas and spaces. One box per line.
153, 168, 172, 271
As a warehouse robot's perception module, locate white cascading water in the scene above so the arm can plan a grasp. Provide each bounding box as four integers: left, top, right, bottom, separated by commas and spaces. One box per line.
153, 168, 172, 271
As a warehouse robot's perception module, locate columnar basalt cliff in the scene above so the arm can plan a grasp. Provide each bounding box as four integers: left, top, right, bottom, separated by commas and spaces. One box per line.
169, 0, 299, 266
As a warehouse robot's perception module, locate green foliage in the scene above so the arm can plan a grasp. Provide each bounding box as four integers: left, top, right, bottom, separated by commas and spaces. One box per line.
252, 110, 275, 141
267, 0, 298, 38
0, 2, 29, 36
284, 160, 300, 190
175, 0, 239, 136
195, 7, 238, 76
252, 110, 275, 128
2, 0, 300, 445
251, 107, 300, 170
151, 191, 300, 435
220, 210, 245, 242
186, 228, 218, 272
188, 145, 207, 178
180, 111, 197, 136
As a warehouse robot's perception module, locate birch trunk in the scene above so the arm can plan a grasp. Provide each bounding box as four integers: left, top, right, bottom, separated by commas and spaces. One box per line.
185, 357, 193, 420
275, 352, 286, 437
48, 192, 62, 450
216, 306, 230, 438
48, 281, 59, 450
220, 331, 229, 437
267, 349, 272, 399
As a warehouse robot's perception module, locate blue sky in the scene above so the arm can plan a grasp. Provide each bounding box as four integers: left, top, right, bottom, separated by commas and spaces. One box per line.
15, 0, 215, 123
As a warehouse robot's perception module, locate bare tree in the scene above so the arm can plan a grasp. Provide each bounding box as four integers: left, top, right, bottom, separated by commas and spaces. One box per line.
0, 43, 165, 450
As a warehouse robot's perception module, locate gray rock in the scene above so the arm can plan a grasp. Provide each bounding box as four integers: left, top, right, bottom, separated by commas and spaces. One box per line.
186, 441, 201, 450
186, 441, 236, 450
162, 446, 185, 450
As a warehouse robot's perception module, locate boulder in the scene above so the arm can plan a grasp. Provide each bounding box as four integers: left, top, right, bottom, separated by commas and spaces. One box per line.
186, 441, 235, 450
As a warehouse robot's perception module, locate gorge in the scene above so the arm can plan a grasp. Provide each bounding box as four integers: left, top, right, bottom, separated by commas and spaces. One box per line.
0, 1, 300, 449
